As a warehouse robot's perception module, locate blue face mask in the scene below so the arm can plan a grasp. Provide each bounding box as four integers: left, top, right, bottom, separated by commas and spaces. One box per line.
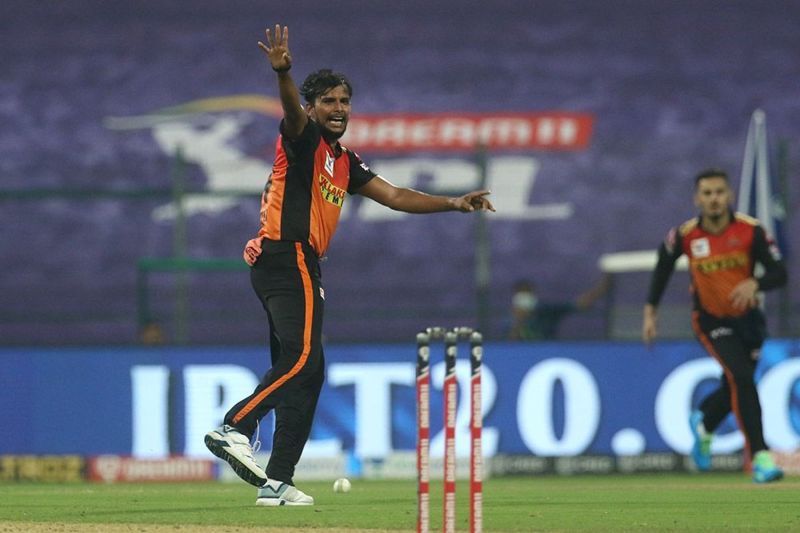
512, 291, 538, 312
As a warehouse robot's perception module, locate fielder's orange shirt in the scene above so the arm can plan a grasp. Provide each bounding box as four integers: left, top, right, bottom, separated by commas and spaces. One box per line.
648, 212, 783, 318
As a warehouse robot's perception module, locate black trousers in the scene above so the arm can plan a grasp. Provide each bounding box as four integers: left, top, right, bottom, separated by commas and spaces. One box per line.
224, 239, 325, 485
692, 309, 768, 459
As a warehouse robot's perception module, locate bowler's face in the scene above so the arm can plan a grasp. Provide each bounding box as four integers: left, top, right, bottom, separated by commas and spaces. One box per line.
307, 85, 351, 140
694, 176, 732, 220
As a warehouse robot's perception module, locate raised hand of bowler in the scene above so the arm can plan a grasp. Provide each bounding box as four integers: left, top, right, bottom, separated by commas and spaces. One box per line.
258, 24, 292, 72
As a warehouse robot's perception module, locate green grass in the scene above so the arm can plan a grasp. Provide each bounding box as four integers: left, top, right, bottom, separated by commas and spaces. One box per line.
1, 474, 799, 531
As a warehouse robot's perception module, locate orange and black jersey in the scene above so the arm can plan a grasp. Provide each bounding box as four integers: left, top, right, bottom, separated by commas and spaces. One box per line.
255, 119, 376, 257
647, 212, 786, 318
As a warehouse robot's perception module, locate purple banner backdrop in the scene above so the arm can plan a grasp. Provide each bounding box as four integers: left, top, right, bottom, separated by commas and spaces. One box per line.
2, 1, 798, 344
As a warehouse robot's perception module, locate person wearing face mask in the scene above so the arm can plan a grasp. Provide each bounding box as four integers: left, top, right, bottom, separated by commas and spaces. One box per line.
509, 274, 609, 341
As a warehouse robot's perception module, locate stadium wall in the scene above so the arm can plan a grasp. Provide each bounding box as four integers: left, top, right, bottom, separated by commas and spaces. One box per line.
2, 0, 799, 345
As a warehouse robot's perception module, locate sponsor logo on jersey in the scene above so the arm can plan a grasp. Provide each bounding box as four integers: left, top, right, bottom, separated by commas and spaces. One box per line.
710, 327, 734, 339
694, 251, 748, 274
319, 174, 346, 207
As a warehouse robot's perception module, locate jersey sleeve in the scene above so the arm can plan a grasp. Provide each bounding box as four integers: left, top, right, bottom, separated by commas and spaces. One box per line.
279, 119, 320, 161
752, 225, 787, 291
646, 227, 683, 306
346, 150, 377, 193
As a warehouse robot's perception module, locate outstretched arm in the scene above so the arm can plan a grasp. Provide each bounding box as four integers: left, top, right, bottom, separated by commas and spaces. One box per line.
357, 176, 495, 214
642, 231, 682, 345
575, 273, 611, 310
258, 25, 307, 139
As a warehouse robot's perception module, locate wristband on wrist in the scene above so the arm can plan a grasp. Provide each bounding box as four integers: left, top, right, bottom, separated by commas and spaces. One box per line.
272, 65, 291, 73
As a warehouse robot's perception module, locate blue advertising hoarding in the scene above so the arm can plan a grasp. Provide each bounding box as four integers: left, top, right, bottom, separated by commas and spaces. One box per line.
2, 340, 799, 459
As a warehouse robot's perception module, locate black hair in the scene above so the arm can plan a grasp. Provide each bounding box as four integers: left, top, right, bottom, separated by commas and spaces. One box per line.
299, 69, 353, 104
694, 168, 729, 187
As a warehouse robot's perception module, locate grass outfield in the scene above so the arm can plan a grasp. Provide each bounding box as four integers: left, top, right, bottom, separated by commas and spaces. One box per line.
1, 474, 798, 531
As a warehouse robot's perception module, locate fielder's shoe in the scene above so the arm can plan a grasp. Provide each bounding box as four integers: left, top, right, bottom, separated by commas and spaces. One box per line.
689, 410, 712, 471
204, 424, 267, 487
256, 478, 314, 506
752, 450, 784, 484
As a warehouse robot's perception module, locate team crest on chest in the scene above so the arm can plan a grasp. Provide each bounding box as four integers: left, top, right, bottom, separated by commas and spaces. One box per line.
324, 151, 335, 177
690, 237, 710, 258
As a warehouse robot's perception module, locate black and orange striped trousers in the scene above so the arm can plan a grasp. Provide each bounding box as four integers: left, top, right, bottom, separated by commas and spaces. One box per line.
692, 308, 768, 462
224, 238, 325, 485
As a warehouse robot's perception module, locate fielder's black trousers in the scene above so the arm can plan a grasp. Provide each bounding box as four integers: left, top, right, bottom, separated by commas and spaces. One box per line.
224, 239, 325, 485
692, 309, 768, 459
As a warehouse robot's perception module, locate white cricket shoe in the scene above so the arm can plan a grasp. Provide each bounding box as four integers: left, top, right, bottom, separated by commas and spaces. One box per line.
204, 425, 267, 487
256, 479, 315, 506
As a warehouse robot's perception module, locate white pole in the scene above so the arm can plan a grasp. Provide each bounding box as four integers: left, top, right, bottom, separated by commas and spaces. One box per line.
753, 110, 776, 238
737, 110, 758, 214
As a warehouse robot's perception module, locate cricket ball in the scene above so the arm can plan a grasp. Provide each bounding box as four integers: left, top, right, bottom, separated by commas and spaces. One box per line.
333, 477, 351, 493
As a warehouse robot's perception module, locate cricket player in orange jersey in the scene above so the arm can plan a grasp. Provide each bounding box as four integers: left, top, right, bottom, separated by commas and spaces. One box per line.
643, 168, 786, 483
205, 25, 495, 506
